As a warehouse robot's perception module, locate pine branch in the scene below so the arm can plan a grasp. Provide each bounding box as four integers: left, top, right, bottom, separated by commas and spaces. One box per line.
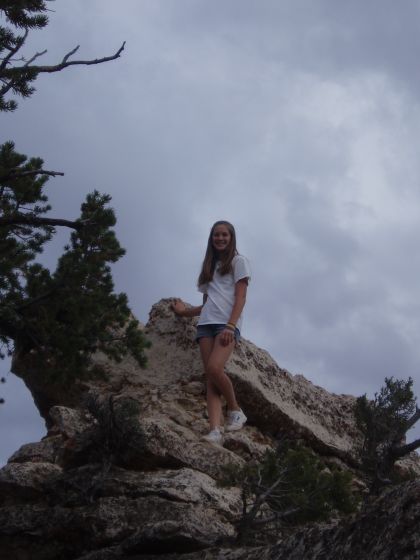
0, 28, 28, 72
0, 214, 81, 230
16, 289, 58, 311
0, 168, 64, 181
406, 406, 420, 431
0, 75, 30, 99
0, 316, 19, 340
392, 406, 420, 445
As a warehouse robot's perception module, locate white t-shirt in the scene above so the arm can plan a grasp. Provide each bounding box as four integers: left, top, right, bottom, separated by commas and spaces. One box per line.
197, 254, 251, 332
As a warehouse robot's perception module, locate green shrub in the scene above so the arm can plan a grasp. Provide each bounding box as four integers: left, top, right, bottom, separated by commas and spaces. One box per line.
220, 440, 358, 543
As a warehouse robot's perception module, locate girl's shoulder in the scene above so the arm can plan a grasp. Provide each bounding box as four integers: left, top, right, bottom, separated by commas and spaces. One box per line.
232, 253, 250, 265
232, 254, 251, 281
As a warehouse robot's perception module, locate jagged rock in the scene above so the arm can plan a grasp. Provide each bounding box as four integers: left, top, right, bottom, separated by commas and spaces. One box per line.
1, 298, 419, 560
48, 405, 94, 438
0, 462, 62, 505
0, 464, 241, 559
143, 300, 363, 462
395, 452, 420, 478
137, 414, 246, 477
8, 436, 62, 464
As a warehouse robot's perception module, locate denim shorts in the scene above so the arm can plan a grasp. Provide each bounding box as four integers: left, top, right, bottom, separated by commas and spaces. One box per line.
196, 323, 241, 343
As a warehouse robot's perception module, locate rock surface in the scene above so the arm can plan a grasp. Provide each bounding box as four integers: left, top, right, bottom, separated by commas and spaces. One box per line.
1, 298, 419, 560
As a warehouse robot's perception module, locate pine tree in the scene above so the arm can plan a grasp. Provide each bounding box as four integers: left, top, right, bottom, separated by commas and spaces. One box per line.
0, 2, 149, 387
355, 377, 420, 492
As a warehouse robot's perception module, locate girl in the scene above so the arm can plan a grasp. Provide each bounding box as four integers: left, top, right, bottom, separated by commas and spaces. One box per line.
172, 220, 251, 444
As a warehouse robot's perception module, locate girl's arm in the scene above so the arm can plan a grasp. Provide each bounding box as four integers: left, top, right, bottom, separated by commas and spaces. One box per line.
220, 279, 248, 346
228, 279, 248, 326
172, 295, 207, 318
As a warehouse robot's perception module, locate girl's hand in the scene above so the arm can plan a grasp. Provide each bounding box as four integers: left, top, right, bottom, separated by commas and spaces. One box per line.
172, 298, 186, 317
220, 327, 235, 346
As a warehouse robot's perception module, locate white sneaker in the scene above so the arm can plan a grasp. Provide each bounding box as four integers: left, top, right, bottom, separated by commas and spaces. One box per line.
225, 409, 247, 432
201, 428, 223, 445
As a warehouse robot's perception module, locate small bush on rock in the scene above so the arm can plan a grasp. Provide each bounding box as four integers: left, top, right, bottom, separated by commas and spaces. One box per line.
355, 376, 420, 493
220, 440, 358, 544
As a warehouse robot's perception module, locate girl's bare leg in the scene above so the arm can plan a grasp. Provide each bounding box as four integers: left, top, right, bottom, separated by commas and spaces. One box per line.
199, 337, 223, 430
206, 379, 223, 430
205, 335, 239, 412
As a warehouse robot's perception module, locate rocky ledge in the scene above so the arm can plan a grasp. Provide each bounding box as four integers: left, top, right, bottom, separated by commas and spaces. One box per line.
1, 299, 419, 560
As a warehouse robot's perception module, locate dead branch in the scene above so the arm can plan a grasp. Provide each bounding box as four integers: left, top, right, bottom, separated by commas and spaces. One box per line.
0, 42, 125, 98
1, 168, 64, 181
392, 437, 420, 458
29, 41, 126, 74
248, 507, 302, 526
240, 470, 287, 530
62, 45, 79, 64
24, 48, 48, 67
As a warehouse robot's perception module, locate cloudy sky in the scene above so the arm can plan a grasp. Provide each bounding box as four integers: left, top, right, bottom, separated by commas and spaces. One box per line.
1, 0, 420, 465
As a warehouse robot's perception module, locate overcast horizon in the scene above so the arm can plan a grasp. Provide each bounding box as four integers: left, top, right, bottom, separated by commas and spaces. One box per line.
1, 0, 420, 465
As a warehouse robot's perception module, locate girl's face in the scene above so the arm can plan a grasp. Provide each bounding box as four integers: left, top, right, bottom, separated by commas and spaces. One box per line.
212, 224, 232, 253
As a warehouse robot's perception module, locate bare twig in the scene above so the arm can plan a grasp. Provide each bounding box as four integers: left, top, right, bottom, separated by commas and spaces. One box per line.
62, 45, 79, 63
24, 49, 48, 67
0, 57, 24, 62
242, 470, 287, 527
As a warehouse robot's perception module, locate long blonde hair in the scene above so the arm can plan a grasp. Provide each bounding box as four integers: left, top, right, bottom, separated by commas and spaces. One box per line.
198, 221, 238, 285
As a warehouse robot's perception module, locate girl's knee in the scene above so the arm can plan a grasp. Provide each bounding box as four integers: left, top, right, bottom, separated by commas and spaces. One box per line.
206, 363, 223, 381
